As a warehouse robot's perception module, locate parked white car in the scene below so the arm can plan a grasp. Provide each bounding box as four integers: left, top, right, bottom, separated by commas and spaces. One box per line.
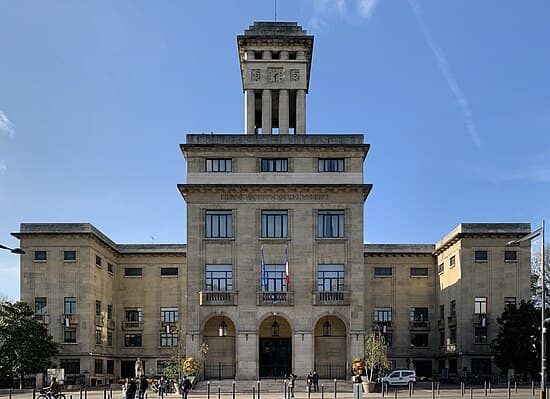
380, 370, 416, 386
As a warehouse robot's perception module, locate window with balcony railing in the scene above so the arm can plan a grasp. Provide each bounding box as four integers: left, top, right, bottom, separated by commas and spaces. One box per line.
317, 264, 344, 292
160, 307, 179, 323
206, 265, 232, 291
64, 297, 76, 315
474, 297, 487, 314
125, 308, 142, 322
35, 297, 47, 315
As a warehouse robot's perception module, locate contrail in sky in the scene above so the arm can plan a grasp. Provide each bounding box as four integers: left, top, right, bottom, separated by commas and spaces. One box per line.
408, 0, 481, 148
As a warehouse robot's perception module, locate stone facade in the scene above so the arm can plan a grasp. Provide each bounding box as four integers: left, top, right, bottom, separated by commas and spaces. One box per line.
13, 22, 533, 384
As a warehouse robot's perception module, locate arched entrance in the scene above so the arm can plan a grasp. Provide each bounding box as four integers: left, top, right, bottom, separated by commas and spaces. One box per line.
259, 315, 292, 378
203, 316, 236, 379
314, 315, 347, 379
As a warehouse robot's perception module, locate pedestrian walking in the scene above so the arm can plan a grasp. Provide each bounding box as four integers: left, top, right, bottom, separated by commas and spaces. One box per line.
306, 371, 313, 394
312, 371, 319, 392
138, 376, 148, 399
126, 378, 137, 399
181, 376, 192, 399
288, 373, 297, 398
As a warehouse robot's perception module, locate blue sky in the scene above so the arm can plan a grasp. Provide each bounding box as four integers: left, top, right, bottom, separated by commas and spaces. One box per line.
1, 0, 549, 300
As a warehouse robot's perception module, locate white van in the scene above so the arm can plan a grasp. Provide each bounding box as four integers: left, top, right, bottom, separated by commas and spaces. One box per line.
380, 370, 416, 386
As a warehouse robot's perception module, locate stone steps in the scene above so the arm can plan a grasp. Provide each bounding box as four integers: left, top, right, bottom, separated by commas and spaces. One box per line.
194, 380, 353, 393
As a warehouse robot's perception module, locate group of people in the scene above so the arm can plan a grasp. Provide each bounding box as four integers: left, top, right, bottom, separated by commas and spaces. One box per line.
123, 376, 192, 399
306, 371, 320, 392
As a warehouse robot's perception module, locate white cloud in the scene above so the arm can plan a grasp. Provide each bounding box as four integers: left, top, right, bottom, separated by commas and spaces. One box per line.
0, 160, 6, 174
358, 0, 379, 19
498, 168, 550, 183
408, 0, 481, 149
308, 0, 379, 29
0, 111, 15, 138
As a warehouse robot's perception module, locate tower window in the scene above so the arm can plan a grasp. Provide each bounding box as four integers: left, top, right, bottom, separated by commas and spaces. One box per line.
261, 210, 288, 238
205, 210, 233, 238
206, 158, 232, 173
475, 250, 488, 262
504, 250, 517, 262
318, 158, 344, 172
317, 210, 345, 238
261, 158, 288, 172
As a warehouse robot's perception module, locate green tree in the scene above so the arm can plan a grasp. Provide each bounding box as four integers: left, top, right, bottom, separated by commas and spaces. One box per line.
491, 300, 540, 380
364, 328, 390, 382
0, 301, 58, 388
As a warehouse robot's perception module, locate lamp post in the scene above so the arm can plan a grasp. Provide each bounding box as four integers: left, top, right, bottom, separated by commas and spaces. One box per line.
0, 244, 25, 255
507, 221, 545, 399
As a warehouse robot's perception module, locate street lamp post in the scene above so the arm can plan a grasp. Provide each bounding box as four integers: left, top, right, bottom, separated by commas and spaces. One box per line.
0, 243, 25, 255
507, 221, 545, 399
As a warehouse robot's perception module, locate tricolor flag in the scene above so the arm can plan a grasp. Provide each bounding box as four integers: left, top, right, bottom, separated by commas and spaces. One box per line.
165, 324, 171, 333
284, 247, 289, 287
261, 246, 267, 291
64, 317, 70, 327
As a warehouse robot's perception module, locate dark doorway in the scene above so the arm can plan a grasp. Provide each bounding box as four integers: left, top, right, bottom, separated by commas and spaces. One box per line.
121, 360, 144, 379
259, 338, 291, 378
414, 360, 433, 379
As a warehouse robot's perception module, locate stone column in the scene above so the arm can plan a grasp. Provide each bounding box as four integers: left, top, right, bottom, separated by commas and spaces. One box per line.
245, 89, 255, 134
296, 89, 306, 134
279, 89, 289, 134
262, 90, 272, 134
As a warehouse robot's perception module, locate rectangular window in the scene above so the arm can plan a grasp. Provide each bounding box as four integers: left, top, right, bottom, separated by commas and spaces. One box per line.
449, 328, 457, 344
108, 263, 114, 274
318, 210, 345, 238
161, 267, 179, 276
206, 158, 232, 172
264, 264, 287, 292
383, 332, 392, 347
474, 327, 488, 344
475, 250, 488, 262
318, 158, 344, 172
474, 297, 488, 314
439, 330, 445, 347
205, 265, 233, 291
107, 304, 113, 320
124, 334, 142, 347
504, 297, 517, 310
34, 251, 47, 261
438, 263, 444, 274
374, 267, 392, 277
64, 297, 76, 315
374, 307, 392, 322
160, 307, 179, 323
160, 333, 178, 347
107, 332, 113, 347
439, 304, 445, 320
410, 333, 429, 347
261, 158, 288, 172
410, 267, 428, 277
450, 255, 456, 267
125, 308, 143, 322
317, 264, 345, 292
95, 300, 101, 316
410, 307, 429, 321
450, 300, 456, 318
60, 359, 80, 374
261, 210, 288, 238
106, 360, 114, 374
64, 328, 77, 343
205, 210, 233, 238
95, 327, 102, 344
64, 250, 76, 261
124, 268, 142, 277
96, 255, 102, 267
94, 359, 103, 374
504, 250, 518, 262
35, 297, 47, 314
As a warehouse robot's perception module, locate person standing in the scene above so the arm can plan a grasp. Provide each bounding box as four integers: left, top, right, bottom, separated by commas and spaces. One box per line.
126, 378, 137, 399
181, 376, 192, 399
306, 372, 313, 394
288, 373, 296, 398
312, 371, 319, 392
138, 376, 148, 399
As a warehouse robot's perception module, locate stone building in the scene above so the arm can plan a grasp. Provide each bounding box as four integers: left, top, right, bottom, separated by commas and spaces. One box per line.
14, 22, 532, 385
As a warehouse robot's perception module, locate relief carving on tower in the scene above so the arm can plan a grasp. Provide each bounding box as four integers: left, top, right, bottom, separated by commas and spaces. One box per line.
251, 69, 261, 82
290, 69, 300, 82
268, 68, 284, 83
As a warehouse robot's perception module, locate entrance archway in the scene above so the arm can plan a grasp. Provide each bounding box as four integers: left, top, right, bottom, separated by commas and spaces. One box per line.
203, 316, 236, 379
314, 315, 347, 379
259, 315, 292, 378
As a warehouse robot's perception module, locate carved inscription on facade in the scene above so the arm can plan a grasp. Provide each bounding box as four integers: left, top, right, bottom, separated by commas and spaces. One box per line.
220, 193, 329, 202
251, 69, 261, 81
290, 69, 300, 82
268, 68, 283, 83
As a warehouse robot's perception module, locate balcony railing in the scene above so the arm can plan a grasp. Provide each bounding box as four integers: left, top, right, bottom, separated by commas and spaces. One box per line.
437, 319, 444, 328
107, 319, 116, 329
446, 343, 457, 352
447, 315, 457, 326
373, 321, 393, 332
257, 291, 294, 306
122, 321, 144, 330
35, 314, 49, 324
63, 314, 79, 325
199, 291, 237, 306
95, 315, 104, 326
473, 313, 489, 325
312, 290, 350, 306
409, 320, 430, 330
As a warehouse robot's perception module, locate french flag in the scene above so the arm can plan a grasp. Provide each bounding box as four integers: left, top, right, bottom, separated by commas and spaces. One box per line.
284, 247, 289, 287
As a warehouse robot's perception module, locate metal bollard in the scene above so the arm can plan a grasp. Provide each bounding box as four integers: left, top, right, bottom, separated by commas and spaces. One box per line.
80, 386, 83, 399
508, 383, 511, 399
285, 380, 288, 399
252, 386, 256, 399
257, 380, 261, 399
470, 388, 473, 399
85, 385, 88, 399
431, 382, 434, 399
489, 382, 492, 394
104, 386, 107, 399
394, 388, 398, 399
146, 393, 148, 399
33, 389, 36, 399
9, 389, 12, 399
111, 386, 113, 399
437, 382, 440, 396
515, 382, 517, 393
334, 379, 337, 399
382, 382, 385, 398
532, 381, 535, 396
322, 384, 325, 399
208, 381, 211, 399
462, 382, 465, 397
485, 381, 487, 396
233, 380, 236, 399
218, 385, 221, 399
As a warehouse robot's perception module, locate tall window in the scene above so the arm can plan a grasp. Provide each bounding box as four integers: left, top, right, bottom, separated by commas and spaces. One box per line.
474, 297, 487, 314
107, 360, 114, 374
60, 359, 80, 374
374, 307, 392, 322
438, 263, 444, 273
64, 297, 76, 315
160, 307, 179, 323
383, 332, 393, 347
317, 264, 344, 292
95, 327, 102, 344
410, 333, 429, 347
474, 327, 488, 344
107, 332, 113, 347
125, 308, 143, 322
124, 334, 142, 347
160, 333, 178, 347
439, 330, 445, 347
64, 328, 77, 343
206, 158, 232, 172
95, 301, 101, 316
450, 255, 456, 267
107, 304, 113, 320
94, 359, 103, 374
450, 300, 456, 318
439, 305, 444, 320
261, 158, 288, 172
261, 210, 288, 238
35, 297, 47, 314
205, 210, 233, 238
318, 210, 345, 238
205, 265, 233, 291
96, 255, 102, 267
318, 158, 344, 172
410, 307, 429, 321
449, 327, 457, 345
264, 264, 287, 292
